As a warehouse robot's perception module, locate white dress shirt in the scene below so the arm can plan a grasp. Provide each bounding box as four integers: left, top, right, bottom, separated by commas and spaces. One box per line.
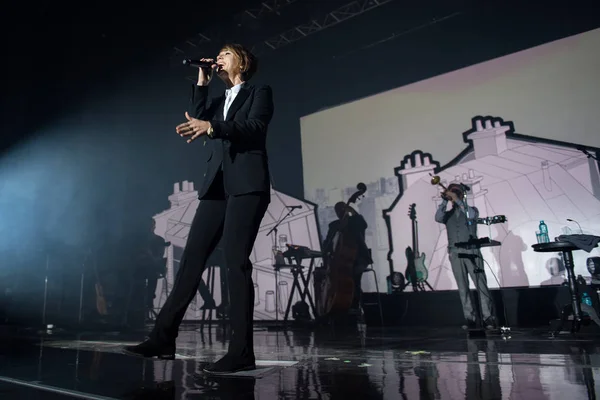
223, 83, 244, 119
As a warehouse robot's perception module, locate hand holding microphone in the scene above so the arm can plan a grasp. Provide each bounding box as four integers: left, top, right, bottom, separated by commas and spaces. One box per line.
185, 58, 217, 86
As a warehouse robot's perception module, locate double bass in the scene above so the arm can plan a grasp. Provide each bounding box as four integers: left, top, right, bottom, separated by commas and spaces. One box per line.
320, 182, 367, 316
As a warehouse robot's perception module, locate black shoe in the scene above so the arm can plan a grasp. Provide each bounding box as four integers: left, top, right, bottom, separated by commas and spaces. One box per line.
203, 354, 256, 375
462, 320, 477, 330
122, 339, 175, 360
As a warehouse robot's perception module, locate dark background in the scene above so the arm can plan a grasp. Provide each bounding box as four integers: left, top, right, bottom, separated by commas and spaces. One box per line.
0, 0, 598, 324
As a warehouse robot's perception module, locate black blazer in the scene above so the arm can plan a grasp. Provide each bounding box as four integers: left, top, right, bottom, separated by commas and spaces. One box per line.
189, 83, 274, 198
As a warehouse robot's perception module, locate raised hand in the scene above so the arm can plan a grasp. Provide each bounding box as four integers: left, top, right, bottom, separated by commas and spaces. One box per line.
176, 112, 211, 143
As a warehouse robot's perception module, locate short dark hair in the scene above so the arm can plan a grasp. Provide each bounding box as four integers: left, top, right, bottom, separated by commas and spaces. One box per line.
447, 183, 464, 198
221, 43, 258, 81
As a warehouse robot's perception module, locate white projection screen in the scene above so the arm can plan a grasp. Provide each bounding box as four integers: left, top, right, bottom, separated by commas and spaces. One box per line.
301, 28, 600, 293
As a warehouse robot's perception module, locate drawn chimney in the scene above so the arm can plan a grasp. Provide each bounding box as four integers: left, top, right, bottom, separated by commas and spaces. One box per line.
467, 118, 510, 159
396, 152, 436, 191
168, 180, 198, 207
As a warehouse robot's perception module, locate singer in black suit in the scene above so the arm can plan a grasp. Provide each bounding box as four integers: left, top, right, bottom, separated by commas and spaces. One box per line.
124, 44, 273, 374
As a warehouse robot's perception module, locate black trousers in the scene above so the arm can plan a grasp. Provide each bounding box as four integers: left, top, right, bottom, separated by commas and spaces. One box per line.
150, 170, 269, 357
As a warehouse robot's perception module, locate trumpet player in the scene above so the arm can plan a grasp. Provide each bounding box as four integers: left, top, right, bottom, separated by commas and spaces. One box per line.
434, 183, 496, 330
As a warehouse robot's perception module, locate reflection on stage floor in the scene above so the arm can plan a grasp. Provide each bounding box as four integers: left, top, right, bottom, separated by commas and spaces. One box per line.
0, 323, 599, 399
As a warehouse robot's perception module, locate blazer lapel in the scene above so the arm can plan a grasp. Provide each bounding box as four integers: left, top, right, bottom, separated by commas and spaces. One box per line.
225, 86, 250, 121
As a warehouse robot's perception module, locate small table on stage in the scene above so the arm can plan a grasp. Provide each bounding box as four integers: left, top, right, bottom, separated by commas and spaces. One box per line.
532, 240, 599, 334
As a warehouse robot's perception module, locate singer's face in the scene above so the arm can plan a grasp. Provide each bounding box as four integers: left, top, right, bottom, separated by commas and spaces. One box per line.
216, 48, 241, 78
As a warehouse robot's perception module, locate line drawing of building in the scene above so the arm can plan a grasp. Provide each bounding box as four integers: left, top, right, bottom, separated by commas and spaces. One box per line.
151, 183, 322, 321
308, 116, 600, 293
384, 116, 600, 292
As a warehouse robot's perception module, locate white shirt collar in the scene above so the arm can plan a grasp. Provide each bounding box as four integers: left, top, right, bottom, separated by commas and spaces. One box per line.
226, 82, 244, 96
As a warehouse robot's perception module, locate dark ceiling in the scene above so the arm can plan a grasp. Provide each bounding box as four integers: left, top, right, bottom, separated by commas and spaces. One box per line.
4, 1, 254, 68
0, 0, 390, 146
2, 0, 597, 149
1, 0, 279, 148
3, 0, 360, 71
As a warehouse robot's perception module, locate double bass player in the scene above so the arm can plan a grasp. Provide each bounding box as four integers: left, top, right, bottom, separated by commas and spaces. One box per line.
322, 201, 372, 317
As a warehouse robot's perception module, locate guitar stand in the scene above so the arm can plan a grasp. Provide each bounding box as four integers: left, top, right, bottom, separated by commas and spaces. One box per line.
414, 280, 434, 292
402, 267, 434, 292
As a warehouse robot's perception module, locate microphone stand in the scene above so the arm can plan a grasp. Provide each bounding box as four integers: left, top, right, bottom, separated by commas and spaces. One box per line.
567, 219, 584, 235
266, 208, 295, 328
463, 192, 471, 226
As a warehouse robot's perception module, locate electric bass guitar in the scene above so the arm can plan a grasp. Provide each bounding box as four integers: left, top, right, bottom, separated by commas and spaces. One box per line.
406, 203, 428, 283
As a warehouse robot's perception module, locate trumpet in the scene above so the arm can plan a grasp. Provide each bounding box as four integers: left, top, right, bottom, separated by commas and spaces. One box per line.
430, 175, 447, 190
430, 174, 451, 200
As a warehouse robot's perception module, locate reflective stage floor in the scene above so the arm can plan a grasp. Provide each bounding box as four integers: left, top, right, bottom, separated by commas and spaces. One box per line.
1, 323, 600, 399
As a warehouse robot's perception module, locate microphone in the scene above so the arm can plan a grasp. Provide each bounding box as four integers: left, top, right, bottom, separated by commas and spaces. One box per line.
286, 205, 302, 210
182, 59, 215, 68
459, 183, 471, 191
567, 218, 584, 234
